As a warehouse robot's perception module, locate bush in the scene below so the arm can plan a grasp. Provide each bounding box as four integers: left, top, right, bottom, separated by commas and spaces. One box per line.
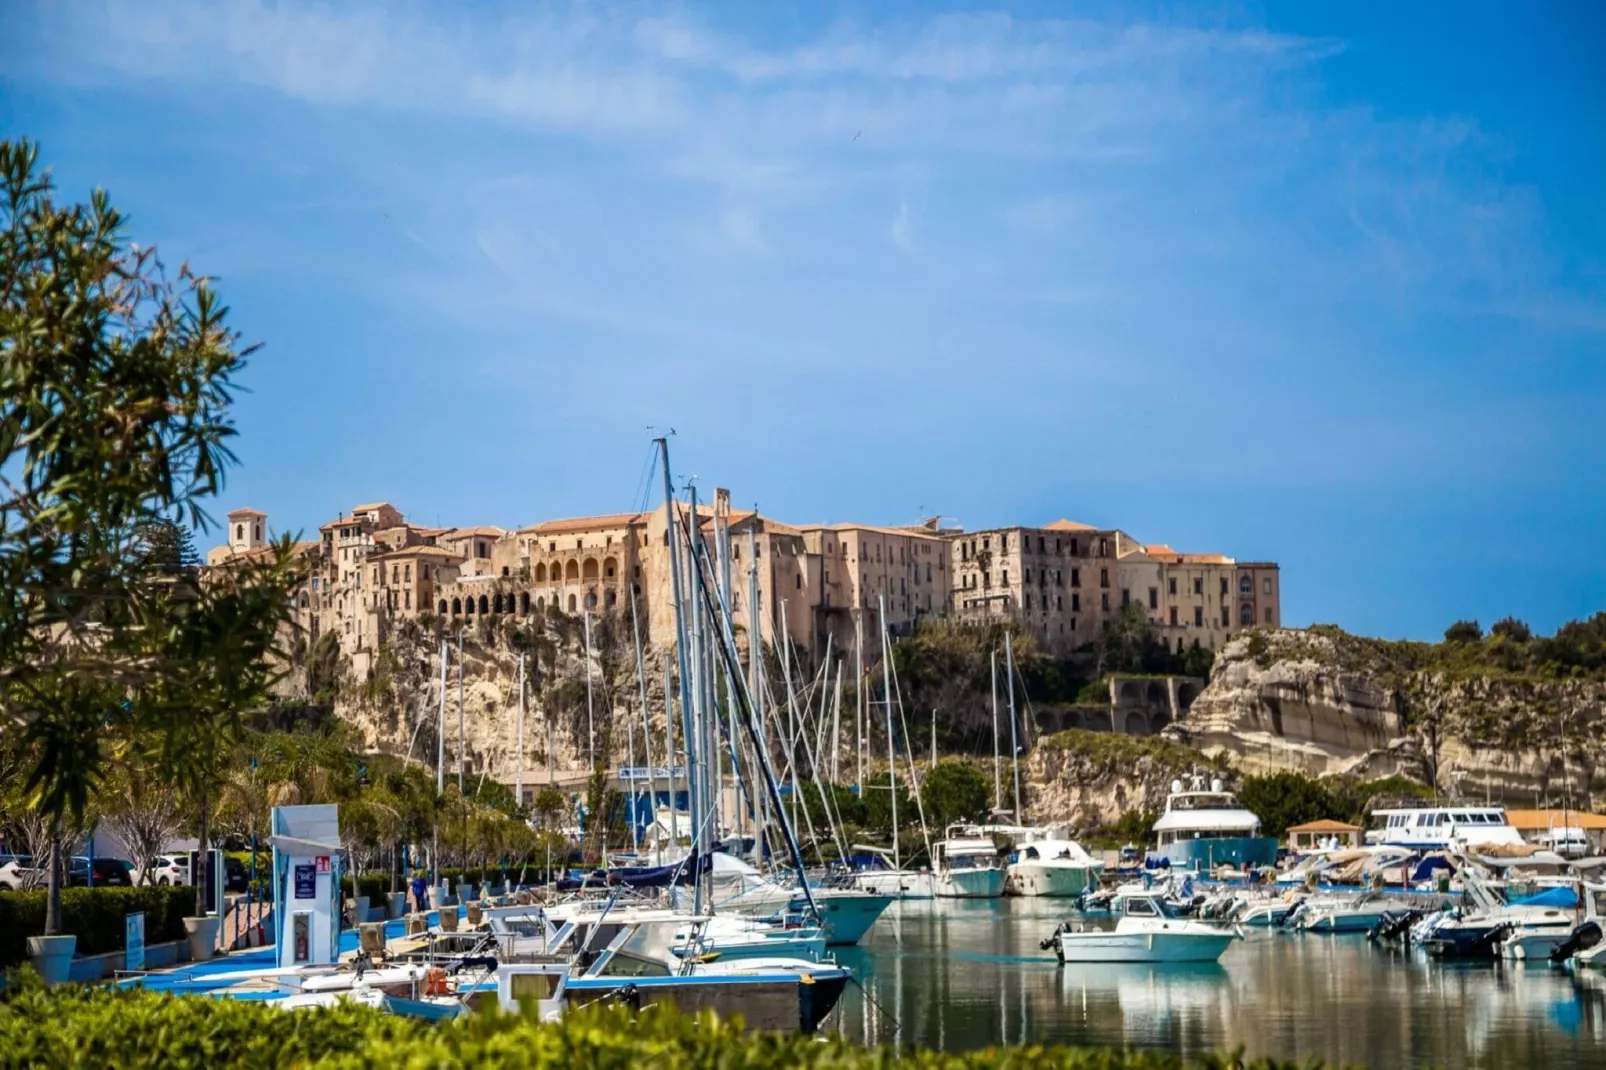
0, 887, 193, 967
0, 978, 1328, 1069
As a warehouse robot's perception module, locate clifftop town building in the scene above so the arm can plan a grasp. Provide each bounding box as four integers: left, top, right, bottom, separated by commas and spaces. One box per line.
208, 498, 1279, 677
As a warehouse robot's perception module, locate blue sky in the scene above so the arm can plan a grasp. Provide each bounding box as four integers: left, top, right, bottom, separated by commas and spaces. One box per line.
2, 1, 1602, 641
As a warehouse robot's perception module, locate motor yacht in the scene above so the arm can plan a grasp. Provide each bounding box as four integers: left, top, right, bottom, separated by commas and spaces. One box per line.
1043, 892, 1238, 964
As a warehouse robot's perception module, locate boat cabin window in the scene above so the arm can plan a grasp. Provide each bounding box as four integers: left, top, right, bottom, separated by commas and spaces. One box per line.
598, 951, 671, 978
1024, 846, 1040, 860
507, 970, 565, 1001
1125, 898, 1159, 917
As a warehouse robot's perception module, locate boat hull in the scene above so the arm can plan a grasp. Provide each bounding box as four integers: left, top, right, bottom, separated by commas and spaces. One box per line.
1301, 910, 1390, 934
714, 890, 892, 945
565, 972, 847, 1033
1054, 930, 1235, 964
812, 894, 893, 945
1009, 862, 1100, 898
1155, 836, 1279, 871
936, 867, 1007, 899
855, 870, 935, 900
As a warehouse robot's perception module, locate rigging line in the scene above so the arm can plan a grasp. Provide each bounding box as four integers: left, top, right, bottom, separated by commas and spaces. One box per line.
630, 440, 660, 517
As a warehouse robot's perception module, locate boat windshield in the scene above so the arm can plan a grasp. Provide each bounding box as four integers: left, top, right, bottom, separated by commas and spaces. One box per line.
1168, 793, 1241, 812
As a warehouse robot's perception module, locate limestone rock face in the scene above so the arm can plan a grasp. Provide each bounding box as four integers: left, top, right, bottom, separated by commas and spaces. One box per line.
1023, 741, 1226, 830
1169, 631, 1402, 777
1164, 629, 1606, 807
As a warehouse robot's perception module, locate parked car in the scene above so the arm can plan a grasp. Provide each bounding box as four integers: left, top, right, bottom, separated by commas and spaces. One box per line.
67, 856, 134, 887
224, 855, 249, 893
136, 855, 192, 887
0, 855, 42, 891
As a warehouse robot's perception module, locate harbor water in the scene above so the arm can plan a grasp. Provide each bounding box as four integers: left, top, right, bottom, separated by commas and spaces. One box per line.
831, 897, 1606, 1068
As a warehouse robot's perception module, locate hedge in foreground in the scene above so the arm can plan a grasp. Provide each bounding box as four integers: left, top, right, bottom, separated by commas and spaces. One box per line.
0, 974, 1341, 1070
0, 887, 192, 968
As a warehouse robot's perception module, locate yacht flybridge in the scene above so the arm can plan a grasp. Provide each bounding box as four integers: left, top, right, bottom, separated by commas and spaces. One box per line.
1151, 776, 1278, 871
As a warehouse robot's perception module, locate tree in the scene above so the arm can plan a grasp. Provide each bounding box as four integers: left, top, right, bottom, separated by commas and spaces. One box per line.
918, 761, 990, 828
1490, 617, 1533, 644
1443, 620, 1483, 643
143, 543, 300, 917
0, 138, 264, 933
533, 785, 565, 829
132, 519, 200, 577
101, 754, 184, 886
1237, 772, 1339, 837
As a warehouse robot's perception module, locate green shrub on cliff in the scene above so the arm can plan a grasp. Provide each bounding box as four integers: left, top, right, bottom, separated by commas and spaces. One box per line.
1301, 614, 1606, 683
1037, 729, 1225, 777
0, 974, 1336, 1069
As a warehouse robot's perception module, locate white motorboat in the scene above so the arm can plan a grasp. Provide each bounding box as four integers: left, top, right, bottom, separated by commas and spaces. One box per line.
541, 900, 826, 963
854, 865, 936, 900
934, 827, 1008, 899
1289, 893, 1394, 934
1365, 804, 1527, 851
693, 852, 892, 944
1043, 893, 1238, 964
967, 825, 1103, 898
1151, 776, 1278, 872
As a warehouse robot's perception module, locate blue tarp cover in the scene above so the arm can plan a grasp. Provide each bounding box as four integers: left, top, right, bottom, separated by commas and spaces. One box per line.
1511, 885, 1579, 909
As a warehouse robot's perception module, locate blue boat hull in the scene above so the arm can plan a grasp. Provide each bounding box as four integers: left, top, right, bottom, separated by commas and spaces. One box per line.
1155, 837, 1279, 871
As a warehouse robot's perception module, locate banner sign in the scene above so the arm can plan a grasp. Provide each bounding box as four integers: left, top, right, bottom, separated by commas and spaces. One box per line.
124, 912, 145, 972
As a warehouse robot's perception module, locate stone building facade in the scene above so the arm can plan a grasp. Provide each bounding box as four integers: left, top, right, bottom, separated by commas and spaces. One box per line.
949, 520, 1121, 654
207, 497, 1281, 673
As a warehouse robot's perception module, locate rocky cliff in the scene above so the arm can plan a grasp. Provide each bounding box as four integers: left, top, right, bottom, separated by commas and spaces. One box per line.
280, 612, 679, 786
1166, 628, 1606, 808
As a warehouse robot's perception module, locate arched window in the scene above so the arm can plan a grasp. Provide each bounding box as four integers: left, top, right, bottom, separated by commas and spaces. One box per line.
438, 600, 448, 615
451, 598, 462, 615
534, 563, 547, 582
235, 524, 244, 541
603, 556, 618, 580
567, 594, 577, 612
582, 558, 599, 581
478, 595, 489, 615
536, 596, 545, 610
584, 592, 598, 609
1240, 604, 1254, 625
492, 594, 502, 613
605, 590, 617, 608
565, 560, 580, 582
501, 566, 509, 577
464, 596, 474, 614
520, 592, 530, 614
1239, 575, 1252, 594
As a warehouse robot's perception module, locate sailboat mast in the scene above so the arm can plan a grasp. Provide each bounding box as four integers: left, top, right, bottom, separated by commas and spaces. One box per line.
516, 651, 525, 809
990, 649, 1002, 813
879, 597, 898, 870
456, 628, 464, 795
1005, 629, 1022, 821
855, 612, 865, 792
629, 584, 657, 841
434, 635, 446, 886
779, 601, 799, 849
583, 610, 596, 773
656, 437, 702, 910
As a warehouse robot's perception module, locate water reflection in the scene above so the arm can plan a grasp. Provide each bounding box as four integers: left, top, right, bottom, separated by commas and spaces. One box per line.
831, 899, 1606, 1069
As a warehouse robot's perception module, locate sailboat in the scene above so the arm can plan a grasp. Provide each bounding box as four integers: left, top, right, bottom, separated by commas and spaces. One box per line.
849, 598, 937, 900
